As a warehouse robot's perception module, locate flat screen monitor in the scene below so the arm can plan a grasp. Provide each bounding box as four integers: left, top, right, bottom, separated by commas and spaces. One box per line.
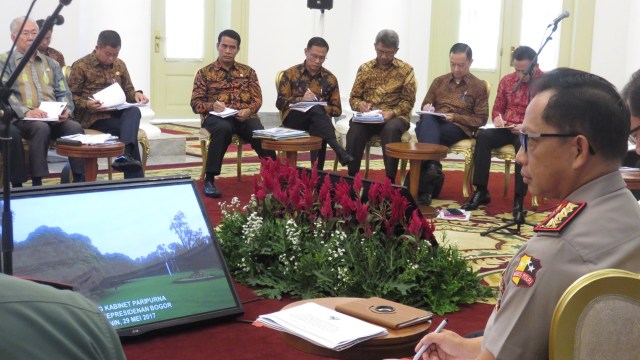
2, 177, 243, 336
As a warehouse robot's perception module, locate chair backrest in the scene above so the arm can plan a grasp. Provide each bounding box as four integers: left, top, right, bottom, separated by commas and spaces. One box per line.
275, 70, 284, 122
549, 269, 640, 359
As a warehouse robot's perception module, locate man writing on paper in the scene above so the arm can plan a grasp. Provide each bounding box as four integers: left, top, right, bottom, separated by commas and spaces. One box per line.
276, 36, 352, 170
461, 46, 543, 212
407, 69, 640, 360
191, 29, 275, 198
414, 43, 488, 206
0, 17, 84, 186
69, 30, 147, 179
347, 29, 416, 183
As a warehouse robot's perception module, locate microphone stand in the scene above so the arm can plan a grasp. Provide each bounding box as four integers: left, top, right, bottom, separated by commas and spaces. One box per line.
1, 0, 72, 275
483, 18, 563, 236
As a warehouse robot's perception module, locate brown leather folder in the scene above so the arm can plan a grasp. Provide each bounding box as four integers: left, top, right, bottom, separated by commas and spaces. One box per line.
334, 297, 433, 329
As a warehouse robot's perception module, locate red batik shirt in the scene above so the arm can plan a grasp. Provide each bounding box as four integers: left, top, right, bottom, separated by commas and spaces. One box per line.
491, 67, 544, 125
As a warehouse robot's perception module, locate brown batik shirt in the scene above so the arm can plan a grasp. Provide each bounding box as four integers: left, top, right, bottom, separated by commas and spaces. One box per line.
191, 59, 262, 124
349, 58, 416, 123
421, 72, 489, 137
68, 51, 138, 128
43, 46, 65, 67
275, 62, 341, 120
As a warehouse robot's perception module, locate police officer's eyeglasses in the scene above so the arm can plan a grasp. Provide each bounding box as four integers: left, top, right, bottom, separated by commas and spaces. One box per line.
518, 129, 580, 153
629, 125, 640, 145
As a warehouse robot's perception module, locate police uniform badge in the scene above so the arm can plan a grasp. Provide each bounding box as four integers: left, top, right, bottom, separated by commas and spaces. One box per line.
511, 254, 542, 288
534, 200, 586, 233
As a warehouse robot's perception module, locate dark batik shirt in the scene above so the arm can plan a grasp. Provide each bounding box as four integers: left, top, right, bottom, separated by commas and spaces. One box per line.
349, 58, 416, 123
492, 67, 543, 125
421, 72, 489, 137
43, 46, 65, 67
68, 51, 138, 128
0, 49, 73, 119
275, 62, 341, 119
191, 59, 262, 124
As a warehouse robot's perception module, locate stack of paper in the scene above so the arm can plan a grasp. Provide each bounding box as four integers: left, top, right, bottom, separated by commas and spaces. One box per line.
416, 110, 447, 118
60, 133, 119, 145
353, 110, 384, 123
257, 302, 388, 351
290, 101, 327, 113
253, 127, 309, 140
93, 83, 146, 111
24, 101, 67, 121
209, 108, 239, 118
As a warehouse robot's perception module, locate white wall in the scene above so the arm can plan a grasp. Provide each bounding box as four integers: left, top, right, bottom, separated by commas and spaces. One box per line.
590, 0, 640, 90
0, 0, 151, 97
2, 0, 639, 115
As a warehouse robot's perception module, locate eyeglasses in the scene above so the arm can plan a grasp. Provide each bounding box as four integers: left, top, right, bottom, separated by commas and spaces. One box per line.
307, 54, 327, 62
375, 48, 397, 57
518, 130, 580, 153
629, 124, 640, 145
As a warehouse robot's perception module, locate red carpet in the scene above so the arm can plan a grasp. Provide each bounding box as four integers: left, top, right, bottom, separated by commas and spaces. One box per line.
120, 168, 530, 360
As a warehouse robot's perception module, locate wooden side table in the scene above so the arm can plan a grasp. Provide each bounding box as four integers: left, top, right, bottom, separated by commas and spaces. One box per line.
621, 168, 640, 190
280, 298, 430, 360
261, 136, 323, 166
56, 142, 125, 182
385, 142, 449, 217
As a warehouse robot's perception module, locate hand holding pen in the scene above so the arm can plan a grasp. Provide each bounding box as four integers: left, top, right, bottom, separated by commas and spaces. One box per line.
413, 318, 448, 360
304, 88, 318, 101
213, 99, 225, 113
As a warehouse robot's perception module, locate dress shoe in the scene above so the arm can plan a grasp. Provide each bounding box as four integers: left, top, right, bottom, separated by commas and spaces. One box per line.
460, 190, 491, 210
111, 155, 142, 173
337, 150, 354, 166
417, 193, 432, 206
203, 180, 222, 198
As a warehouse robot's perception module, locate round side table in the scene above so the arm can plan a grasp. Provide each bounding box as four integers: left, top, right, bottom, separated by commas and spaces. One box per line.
280, 297, 430, 360
385, 142, 449, 217
56, 142, 125, 182
261, 136, 323, 166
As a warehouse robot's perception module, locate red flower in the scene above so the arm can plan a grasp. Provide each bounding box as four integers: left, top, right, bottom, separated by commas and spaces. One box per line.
320, 191, 333, 220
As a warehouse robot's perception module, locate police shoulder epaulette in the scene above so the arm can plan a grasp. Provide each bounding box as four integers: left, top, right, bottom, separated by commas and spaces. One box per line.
533, 200, 586, 233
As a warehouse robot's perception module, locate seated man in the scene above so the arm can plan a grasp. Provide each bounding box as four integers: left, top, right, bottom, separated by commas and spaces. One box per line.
347, 29, 416, 183
276, 36, 352, 170
1, 17, 84, 186
415, 43, 488, 205
191, 29, 276, 198
622, 69, 640, 199
35, 19, 65, 67
407, 68, 640, 360
0, 274, 126, 359
461, 46, 543, 212
69, 30, 147, 179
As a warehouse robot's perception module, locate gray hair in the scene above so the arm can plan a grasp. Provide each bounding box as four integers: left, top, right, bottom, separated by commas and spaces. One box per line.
10, 17, 36, 36
375, 29, 399, 48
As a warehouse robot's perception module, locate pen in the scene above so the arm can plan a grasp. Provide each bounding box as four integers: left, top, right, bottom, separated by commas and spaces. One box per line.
412, 318, 448, 360
307, 88, 318, 101
498, 113, 504, 127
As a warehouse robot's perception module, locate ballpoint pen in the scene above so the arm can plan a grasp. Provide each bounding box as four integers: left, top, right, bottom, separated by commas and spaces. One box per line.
307, 88, 318, 101
412, 318, 448, 360
498, 113, 504, 127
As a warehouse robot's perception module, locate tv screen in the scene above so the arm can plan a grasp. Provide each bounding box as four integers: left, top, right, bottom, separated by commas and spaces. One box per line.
2, 177, 243, 336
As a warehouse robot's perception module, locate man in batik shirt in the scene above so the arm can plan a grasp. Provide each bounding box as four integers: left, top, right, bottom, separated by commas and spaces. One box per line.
347, 29, 416, 183
191, 29, 275, 198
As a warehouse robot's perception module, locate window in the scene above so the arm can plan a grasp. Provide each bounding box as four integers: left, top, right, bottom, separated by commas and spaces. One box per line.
459, 0, 502, 70
165, 0, 204, 60
520, 0, 563, 71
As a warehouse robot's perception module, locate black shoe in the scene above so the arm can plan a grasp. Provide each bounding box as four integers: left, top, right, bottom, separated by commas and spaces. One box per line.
203, 180, 222, 198
337, 150, 354, 166
425, 162, 441, 181
417, 193, 432, 206
111, 155, 142, 173
460, 190, 491, 210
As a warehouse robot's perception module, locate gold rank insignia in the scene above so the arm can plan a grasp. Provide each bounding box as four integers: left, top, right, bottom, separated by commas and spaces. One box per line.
534, 200, 586, 233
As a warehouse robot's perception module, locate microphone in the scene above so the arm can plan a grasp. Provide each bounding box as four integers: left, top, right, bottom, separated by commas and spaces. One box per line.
55, 15, 64, 25
551, 10, 570, 26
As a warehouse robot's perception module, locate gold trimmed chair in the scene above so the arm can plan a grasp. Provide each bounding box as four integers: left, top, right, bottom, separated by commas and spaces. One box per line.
199, 128, 245, 181
549, 269, 640, 360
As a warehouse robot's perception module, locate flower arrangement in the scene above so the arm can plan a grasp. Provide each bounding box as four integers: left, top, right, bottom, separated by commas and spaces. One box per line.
217, 158, 492, 314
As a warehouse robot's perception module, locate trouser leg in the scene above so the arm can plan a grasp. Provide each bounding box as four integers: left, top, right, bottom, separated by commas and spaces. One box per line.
15, 120, 51, 178
346, 121, 380, 176
380, 117, 410, 181
236, 116, 276, 161
203, 115, 234, 177
53, 120, 85, 176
